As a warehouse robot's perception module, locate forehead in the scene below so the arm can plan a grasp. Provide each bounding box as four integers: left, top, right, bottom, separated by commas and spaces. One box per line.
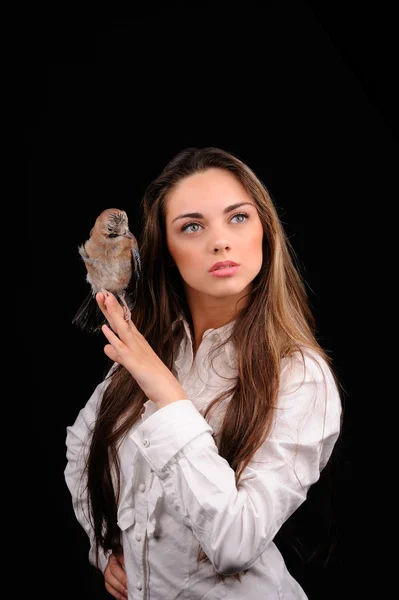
166, 168, 252, 214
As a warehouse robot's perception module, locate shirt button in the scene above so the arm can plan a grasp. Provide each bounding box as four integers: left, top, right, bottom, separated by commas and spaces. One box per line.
136, 533, 142, 542
137, 580, 143, 590
139, 483, 146, 493
143, 439, 150, 447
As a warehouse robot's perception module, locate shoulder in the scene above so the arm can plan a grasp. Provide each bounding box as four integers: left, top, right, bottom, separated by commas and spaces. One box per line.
278, 347, 342, 425
280, 347, 337, 392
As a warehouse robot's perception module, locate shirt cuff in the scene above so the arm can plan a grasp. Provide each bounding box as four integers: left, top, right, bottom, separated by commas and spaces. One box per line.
89, 544, 110, 575
129, 400, 213, 474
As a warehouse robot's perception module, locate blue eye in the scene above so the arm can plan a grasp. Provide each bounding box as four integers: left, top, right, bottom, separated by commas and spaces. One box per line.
181, 212, 250, 234
232, 213, 249, 224
181, 222, 201, 234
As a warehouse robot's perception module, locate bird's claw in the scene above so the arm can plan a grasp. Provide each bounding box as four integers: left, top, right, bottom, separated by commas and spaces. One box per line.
122, 305, 133, 329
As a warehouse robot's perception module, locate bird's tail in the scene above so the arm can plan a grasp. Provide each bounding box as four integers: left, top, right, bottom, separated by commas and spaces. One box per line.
72, 291, 105, 334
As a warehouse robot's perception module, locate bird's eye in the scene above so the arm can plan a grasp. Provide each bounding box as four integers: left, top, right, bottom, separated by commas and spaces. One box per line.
108, 233, 119, 238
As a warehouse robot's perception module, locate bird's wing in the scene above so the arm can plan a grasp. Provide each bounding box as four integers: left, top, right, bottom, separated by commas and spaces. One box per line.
78, 243, 100, 267
123, 245, 142, 311
132, 246, 142, 280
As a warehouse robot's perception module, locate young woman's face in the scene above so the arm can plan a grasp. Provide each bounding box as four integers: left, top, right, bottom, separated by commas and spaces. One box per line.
165, 168, 264, 304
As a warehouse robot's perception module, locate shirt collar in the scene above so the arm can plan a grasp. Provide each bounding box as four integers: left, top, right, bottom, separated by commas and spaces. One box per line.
172, 314, 237, 378
141, 314, 237, 416
172, 314, 236, 345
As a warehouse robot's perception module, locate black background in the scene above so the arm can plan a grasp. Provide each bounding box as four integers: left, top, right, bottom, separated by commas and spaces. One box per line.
24, 3, 396, 598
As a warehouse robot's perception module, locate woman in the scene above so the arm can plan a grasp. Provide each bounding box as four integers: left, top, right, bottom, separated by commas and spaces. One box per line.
64, 147, 342, 599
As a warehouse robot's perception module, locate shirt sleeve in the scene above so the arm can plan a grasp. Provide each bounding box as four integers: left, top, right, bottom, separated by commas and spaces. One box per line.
129, 351, 342, 575
64, 364, 117, 574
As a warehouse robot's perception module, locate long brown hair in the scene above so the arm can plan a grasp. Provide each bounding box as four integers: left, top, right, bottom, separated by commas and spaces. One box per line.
81, 147, 337, 582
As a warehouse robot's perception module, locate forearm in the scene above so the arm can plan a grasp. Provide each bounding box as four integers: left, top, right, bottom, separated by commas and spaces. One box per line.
150, 375, 189, 409
129, 401, 277, 574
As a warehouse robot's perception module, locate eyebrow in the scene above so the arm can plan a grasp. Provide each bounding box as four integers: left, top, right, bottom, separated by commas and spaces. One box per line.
171, 202, 255, 224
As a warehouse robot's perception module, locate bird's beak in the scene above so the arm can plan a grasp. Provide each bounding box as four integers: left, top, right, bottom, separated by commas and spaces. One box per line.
125, 230, 134, 239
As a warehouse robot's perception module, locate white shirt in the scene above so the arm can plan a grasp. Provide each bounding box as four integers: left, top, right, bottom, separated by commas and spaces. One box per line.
64, 316, 342, 599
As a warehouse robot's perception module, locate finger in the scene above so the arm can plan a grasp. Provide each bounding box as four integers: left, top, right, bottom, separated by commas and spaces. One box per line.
96, 291, 114, 312
102, 293, 137, 335
96, 292, 111, 326
103, 343, 120, 363
104, 580, 128, 600
110, 553, 127, 579
109, 555, 128, 591
115, 552, 126, 569
95, 292, 117, 329
101, 324, 125, 349
98, 292, 124, 318
96, 292, 133, 337
103, 292, 124, 314
105, 557, 128, 598
101, 325, 127, 361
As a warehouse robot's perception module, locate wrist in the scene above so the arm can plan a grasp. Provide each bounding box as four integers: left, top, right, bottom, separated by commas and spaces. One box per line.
153, 381, 189, 409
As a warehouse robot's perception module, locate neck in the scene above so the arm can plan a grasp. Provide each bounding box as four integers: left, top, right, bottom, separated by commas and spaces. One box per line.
187, 309, 240, 356
183, 284, 251, 350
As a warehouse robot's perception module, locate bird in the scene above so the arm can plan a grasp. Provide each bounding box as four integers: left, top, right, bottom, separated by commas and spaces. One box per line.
72, 208, 141, 334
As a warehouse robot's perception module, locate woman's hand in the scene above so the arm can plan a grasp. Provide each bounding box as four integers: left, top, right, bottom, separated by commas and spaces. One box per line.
96, 292, 188, 407
104, 550, 128, 600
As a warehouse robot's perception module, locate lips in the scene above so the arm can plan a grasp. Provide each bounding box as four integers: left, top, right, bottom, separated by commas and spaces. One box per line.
209, 261, 239, 272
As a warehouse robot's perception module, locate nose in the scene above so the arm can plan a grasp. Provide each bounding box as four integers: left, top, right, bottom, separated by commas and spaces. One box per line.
211, 239, 230, 253
207, 221, 232, 253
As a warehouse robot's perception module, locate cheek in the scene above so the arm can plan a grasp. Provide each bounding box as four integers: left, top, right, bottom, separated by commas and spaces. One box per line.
168, 239, 198, 270
246, 227, 264, 255
166, 234, 182, 264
